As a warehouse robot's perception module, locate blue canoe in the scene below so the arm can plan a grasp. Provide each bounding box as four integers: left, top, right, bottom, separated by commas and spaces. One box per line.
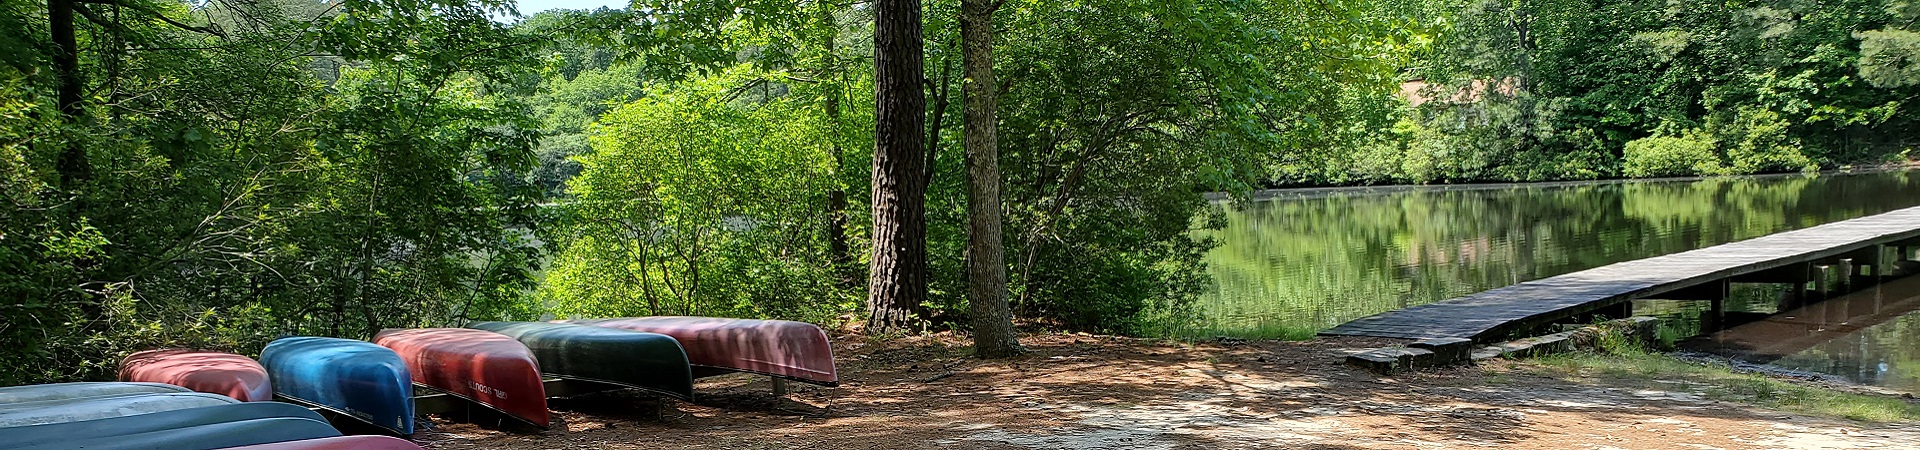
13, 416, 342, 450
0, 392, 240, 427
0, 381, 190, 404
260, 337, 415, 435
5, 402, 328, 446
466, 321, 695, 399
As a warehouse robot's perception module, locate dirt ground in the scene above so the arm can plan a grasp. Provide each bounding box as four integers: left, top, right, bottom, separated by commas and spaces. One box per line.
416, 333, 1920, 449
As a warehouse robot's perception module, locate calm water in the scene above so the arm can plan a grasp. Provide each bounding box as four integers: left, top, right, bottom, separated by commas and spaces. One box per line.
1195, 170, 1920, 340
1670, 275, 1920, 392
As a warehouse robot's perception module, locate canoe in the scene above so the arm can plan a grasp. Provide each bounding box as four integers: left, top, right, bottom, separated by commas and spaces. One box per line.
260, 336, 415, 435
0, 381, 189, 404
566, 317, 840, 386
0, 392, 240, 427
466, 321, 694, 399
223, 436, 424, 450
4, 402, 326, 446
119, 349, 274, 402
372, 328, 550, 428
12, 417, 341, 450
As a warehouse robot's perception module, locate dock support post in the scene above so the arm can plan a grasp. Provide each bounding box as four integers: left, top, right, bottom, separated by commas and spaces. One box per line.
1838, 258, 1854, 289
1706, 279, 1729, 331
1873, 245, 1888, 280
1813, 265, 1830, 299
772, 377, 788, 396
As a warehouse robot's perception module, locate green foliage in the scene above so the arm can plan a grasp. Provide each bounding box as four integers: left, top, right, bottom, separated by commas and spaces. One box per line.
0, 0, 544, 384
1623, 131, 1723, 177
1316, 0, 1920, 186
1710, 108, 1818, 174
542, 67, 857, 324
1857, 29, 1920, 88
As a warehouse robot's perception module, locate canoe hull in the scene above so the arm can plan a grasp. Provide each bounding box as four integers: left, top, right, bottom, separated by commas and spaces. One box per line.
260, 336, 416, 435
0, 392, 240, 428
566, 317, 840, 386
465, 321, 694, 399
6, 402, 326, 447
13, 417, 341, 450
120, 349, 273, 402
372, 328, 550, 428
0, 382, 189, 405
223, 436, 424, 450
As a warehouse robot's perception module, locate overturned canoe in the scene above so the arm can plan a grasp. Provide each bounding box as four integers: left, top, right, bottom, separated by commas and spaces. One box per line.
566, 317, 840, 386
5, 402, 326, 446
466, 321, 694, 399
260, 336, 415, 435
12, 417, 341, 450
0, 392, 240, 427
372, 328, 550, 428
119, 349, 273, 402
0, 381, 189, 405
224, 435, 424, 450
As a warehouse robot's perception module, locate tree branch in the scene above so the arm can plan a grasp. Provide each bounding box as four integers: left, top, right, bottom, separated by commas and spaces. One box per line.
75, 0, 226, 37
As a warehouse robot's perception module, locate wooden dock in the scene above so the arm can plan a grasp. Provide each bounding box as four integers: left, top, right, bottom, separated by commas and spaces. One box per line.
1321, 205, 1920, 342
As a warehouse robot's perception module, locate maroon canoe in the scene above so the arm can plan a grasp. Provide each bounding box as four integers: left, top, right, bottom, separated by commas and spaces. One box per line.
372, 328, 549, 428
224, 436, 424, 450
118, 349, 272, 402
564, 317, 839, 386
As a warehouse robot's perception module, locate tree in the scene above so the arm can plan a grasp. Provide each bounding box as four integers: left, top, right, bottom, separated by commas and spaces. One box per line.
866, 0, 929, 333
962, 0, 1019, 357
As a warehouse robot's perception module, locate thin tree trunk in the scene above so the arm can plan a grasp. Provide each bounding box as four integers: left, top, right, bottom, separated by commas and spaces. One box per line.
48, 0, 89, 189
925, 53, 953, 183
821, 6, 854, 285
962, 0, 1019, 358
866, 0, 929, 333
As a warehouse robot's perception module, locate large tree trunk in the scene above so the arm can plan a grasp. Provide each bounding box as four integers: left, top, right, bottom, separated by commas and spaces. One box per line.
962, 0, 1019, 358
865, 0, 929, 333
48, 0, 88, 189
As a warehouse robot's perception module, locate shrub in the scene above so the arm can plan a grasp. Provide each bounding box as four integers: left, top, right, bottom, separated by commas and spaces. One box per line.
1622, 131, 1724, 177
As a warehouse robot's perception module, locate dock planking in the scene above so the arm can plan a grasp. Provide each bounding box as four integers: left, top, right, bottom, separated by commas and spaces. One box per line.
1320, 205, 1920, 342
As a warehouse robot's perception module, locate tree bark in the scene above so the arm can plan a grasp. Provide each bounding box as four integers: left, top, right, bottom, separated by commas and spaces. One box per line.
962, 0, 1019, 358
48, 0, 89, 189
866, 0, 929, 333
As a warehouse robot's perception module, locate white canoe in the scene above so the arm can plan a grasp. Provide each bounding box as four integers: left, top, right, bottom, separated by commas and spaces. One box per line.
0, 392, 240, 427
0, 382, 190, 405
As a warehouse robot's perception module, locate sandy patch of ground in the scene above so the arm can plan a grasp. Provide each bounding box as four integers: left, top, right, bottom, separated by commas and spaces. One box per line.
416, 333, 1920, 449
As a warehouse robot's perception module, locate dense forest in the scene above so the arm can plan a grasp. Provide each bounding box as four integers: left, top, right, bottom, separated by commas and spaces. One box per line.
3, 0, 1919, 384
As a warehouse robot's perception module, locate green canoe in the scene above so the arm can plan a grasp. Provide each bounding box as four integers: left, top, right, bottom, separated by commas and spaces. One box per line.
466, 321, 694, 399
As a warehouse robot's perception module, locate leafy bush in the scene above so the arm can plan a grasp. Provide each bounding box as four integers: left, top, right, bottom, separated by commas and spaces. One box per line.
1711, 108, 1817, 174
1623, 132, 1724, 177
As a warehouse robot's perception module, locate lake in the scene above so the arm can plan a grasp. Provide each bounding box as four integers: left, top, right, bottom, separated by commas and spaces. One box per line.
1194, 170, 1920, 340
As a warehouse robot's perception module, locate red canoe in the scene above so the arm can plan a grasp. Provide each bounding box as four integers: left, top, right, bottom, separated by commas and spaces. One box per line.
224, 436, 424, 450
118, 349, 272, 402
564, 317, 839, 386
372, 328, 549, 428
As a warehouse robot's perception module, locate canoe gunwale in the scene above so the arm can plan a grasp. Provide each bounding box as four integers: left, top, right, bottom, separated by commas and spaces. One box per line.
408, 382, 549, 429
271, 393, 411, 437
540, 373, 694, 401
690, 364, 840, 387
